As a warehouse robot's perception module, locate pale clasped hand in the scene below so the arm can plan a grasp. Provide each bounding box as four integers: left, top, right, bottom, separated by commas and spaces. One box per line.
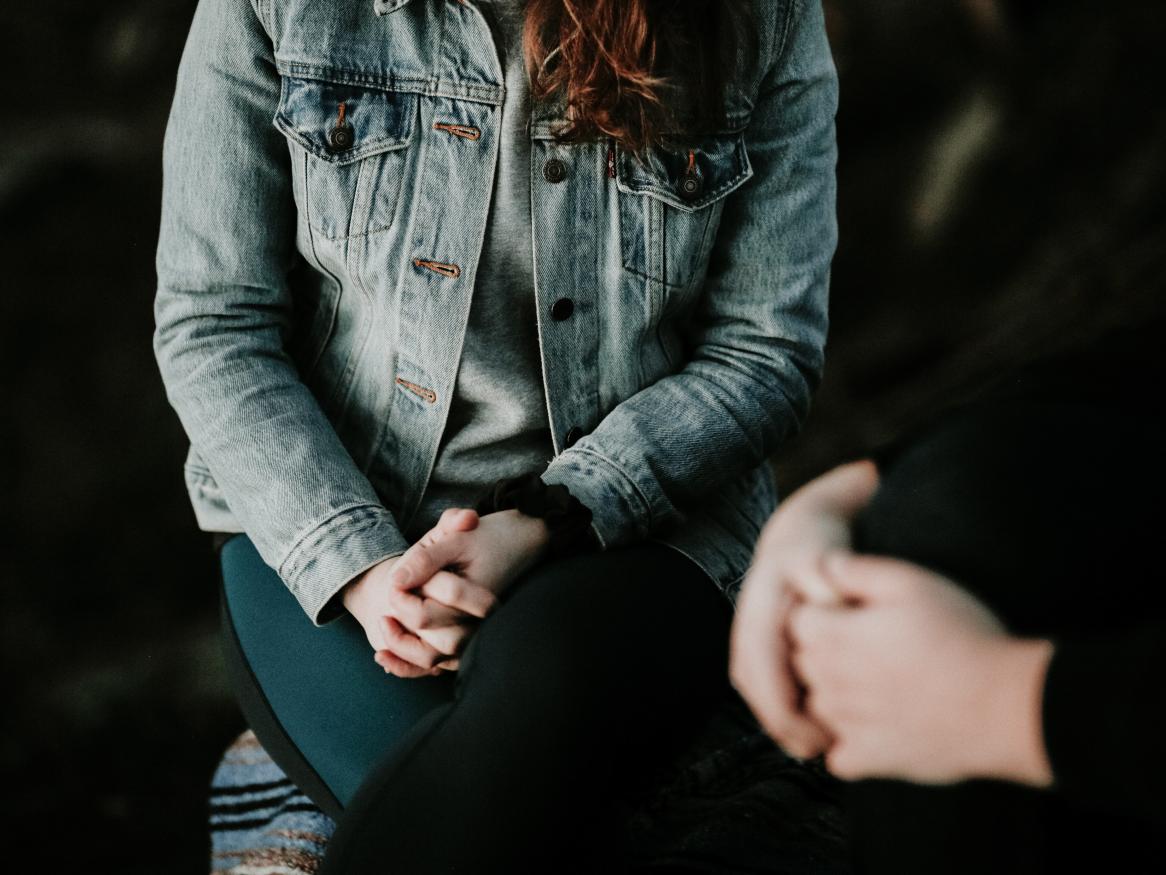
729, 460, 881, 759
730, 460, 1056, 788
342, 507, 496, 677
342, 506, 551, 678
787, 551, 1055, 786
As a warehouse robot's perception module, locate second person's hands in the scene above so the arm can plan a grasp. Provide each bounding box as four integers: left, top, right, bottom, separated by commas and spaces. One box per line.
729, 459, 880, 759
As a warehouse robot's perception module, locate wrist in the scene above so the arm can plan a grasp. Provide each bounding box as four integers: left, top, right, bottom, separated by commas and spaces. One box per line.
980, 636, 1056, 787
475, 471, 595, 561
496, 508, 553, 562
340, 569, 368, 615
340, 554, 400, 615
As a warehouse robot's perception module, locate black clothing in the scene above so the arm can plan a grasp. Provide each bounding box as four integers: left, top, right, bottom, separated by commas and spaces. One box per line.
220, 535, 735, 873
848, 385, 1166, 872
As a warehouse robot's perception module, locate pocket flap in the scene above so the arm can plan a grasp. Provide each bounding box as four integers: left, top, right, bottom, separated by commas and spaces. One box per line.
274, 75, 416, 165
616, 131, 753, 213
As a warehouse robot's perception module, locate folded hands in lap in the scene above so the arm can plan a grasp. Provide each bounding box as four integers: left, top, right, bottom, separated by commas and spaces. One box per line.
342, 507, 551, 678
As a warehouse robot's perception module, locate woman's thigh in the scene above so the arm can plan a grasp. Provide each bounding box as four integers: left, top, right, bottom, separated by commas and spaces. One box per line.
218, 533, 455, 817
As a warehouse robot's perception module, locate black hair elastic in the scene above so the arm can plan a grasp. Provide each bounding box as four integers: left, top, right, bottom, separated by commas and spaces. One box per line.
474, 471, 598, 560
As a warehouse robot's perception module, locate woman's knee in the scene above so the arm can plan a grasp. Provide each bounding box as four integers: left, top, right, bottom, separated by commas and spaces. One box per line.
459, 544, 730, 707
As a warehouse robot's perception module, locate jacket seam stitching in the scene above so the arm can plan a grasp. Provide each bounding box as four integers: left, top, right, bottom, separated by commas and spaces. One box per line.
249, 0, 273, 39
273, 62, 503, 105
279, 502, 392, 581
756, 0, 800, 100
775, 0, 800, 68
287, 514, 387, 594
563, 446, 654, 533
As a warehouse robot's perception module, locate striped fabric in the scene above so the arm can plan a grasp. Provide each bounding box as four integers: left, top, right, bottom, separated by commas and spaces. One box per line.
208, 700, 852, 874
209, 732, 334, 875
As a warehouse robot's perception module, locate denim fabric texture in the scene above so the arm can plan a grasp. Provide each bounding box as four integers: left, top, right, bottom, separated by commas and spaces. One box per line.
153, 0, 839, 624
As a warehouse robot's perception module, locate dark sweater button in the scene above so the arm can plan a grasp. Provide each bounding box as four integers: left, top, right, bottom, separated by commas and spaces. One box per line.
551, 298, 574, 321
564, 426, 584, 447
329, 124, 355, 151
544, 158, 568, 183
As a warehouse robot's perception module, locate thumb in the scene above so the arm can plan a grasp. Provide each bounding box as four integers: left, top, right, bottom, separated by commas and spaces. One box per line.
391, 533, 464, 590
436, 507, 480, 535
805, 458, 881, 519
821, 551, 914, 604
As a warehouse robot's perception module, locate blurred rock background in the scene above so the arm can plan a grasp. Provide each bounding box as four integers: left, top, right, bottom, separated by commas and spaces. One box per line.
1, 1, 1162, 872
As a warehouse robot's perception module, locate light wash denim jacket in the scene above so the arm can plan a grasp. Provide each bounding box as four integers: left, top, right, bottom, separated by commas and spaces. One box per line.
153, 0, 838, 624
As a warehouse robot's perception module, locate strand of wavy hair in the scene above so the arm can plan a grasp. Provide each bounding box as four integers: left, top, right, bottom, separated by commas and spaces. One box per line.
521, 0, 758, 157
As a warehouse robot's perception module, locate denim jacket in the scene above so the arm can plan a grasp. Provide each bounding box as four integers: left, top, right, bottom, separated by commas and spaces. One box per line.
153, 0, 838, 624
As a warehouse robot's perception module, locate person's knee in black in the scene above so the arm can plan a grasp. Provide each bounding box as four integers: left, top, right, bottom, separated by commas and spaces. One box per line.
457, 543, 732, 771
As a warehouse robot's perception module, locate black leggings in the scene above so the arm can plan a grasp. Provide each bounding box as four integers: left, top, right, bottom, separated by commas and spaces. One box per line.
219, 537, 734, 873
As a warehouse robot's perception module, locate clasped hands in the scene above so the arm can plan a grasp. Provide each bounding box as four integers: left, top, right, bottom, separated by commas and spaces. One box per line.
729, 460, 1055, 787
342, 507, 551, 678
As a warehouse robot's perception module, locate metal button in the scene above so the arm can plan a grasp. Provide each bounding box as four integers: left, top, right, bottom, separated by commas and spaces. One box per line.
543, 158, 568, 183
329, 124, 355, 151
550, 298, 574, 321
679, 171, 704, 201
564, 426, 584, 447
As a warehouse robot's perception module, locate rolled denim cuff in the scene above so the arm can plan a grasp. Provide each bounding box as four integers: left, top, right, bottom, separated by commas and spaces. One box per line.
278, 503, 410, 626
540, 448, 654, 551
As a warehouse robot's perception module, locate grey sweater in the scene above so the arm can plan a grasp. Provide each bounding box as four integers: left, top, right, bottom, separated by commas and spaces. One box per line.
404, 0, 554, 541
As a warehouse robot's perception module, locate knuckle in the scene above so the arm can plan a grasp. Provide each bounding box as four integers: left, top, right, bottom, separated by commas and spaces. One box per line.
783, 735, 818, 760
446, 580, 467, 604
384, 621, 406, 644
764, 712, 796, 742
776, 734, 807, 757
727, 664, 746, 691
789, 608, 813, 641
826, 748, 857, 779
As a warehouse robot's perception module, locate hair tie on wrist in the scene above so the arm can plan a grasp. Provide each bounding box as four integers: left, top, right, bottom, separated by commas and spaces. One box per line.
474, 471, 598, 560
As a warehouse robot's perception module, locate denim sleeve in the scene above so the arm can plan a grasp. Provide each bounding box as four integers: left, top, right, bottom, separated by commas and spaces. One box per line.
152, 0, 409, 624
541, 0, 838, 548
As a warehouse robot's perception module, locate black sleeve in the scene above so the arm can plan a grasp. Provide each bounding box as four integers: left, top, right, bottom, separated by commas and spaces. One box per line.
1042, 622, 1166, 822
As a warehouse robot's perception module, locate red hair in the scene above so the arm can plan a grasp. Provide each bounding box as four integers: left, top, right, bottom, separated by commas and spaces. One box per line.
521, 0, 758, 156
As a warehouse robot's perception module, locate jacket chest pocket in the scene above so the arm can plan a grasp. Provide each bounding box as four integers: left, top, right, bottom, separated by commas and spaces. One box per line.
274, 75, 417, 241
616, 131, 753, 291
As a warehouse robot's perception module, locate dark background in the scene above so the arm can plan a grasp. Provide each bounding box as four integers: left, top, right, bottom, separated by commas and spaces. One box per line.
2, 1, 1163, 871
